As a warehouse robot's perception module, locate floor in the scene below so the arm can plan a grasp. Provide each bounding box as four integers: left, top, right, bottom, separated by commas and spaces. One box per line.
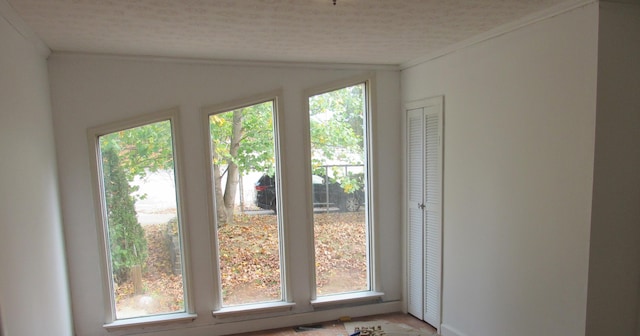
229, 312, 437, 335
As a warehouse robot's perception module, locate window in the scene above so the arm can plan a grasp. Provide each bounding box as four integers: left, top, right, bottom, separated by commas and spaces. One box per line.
88, 109, 191, 322
308, 81, 372, 297
204, 94, 286, 308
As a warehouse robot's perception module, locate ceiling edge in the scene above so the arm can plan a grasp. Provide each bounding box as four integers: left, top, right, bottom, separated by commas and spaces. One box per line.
600, 0, 640, 4
400, 0, 598, 70
0, 0, 50, 57
48, 51, 401, 72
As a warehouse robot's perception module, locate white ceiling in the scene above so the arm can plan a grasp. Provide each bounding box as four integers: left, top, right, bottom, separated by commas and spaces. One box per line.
6, 0, 581, 66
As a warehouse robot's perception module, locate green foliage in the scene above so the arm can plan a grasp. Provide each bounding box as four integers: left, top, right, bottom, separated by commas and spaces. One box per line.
101, 146, 148, 285
209, 101, 276, 176
309, 84, 365, 171
309, 83, 366, 194
98, 121, 173, 282
98, 85, 366, 227
99, 120, 174, 183
335, 170, 364, 194
209, 101, 277, 225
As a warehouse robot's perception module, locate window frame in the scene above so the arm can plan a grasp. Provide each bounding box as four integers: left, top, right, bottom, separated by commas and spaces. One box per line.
303, 74, 383, 304
87, 107, 196, 328
201, 90, 292, 315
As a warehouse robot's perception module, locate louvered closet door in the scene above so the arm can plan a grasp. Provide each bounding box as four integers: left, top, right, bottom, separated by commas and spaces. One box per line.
407, 108, 425, 319
406, 97, 443, 330
423, 105, 442, 327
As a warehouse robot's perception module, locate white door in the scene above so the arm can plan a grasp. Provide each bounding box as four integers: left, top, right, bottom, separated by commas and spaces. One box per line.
407, 107, 425, 319
406, 97, 443, 329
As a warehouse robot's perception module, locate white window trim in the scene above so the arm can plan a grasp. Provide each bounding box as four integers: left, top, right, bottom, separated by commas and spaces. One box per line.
310, 291, 384, 308
212, 301, 295, 319
87, 107, 195, 327
201, 89, 293, 314
103, 312, 198, 330
303, 73, 382, 302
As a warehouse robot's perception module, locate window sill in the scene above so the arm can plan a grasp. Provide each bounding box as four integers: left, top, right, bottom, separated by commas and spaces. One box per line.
311, 291, 384, 308
213, 301, 296, 318
103, 312, 197, 330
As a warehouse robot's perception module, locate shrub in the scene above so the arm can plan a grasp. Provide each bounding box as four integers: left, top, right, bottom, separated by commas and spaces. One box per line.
102, 147, 148, 285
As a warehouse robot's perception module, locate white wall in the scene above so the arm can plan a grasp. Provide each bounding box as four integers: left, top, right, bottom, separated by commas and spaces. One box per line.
401, 4, 599, 336
48, 55, 402, 335
0, 8, 73, 336
586, 2, 640, 336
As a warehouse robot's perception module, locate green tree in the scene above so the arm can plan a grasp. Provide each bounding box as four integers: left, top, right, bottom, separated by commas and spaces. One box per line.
101, 146, 148, 285
309, 84, 364, 168
207, 86, 366, 224
309, 83, 366, 192
209, 102, 275, 225
99, 121, 174, 184
99, 121, 172, 293
99, 86, 365, 227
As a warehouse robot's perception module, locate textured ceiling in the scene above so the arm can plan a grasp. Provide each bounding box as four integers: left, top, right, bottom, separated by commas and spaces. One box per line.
6, 0, 573, 65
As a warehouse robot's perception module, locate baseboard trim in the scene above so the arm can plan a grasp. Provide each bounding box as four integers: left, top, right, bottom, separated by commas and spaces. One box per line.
441, 323, 468, 336
212, 301, 403, 335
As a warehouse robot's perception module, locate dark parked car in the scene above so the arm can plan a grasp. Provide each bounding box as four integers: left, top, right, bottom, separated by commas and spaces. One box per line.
254, 174, 362, 212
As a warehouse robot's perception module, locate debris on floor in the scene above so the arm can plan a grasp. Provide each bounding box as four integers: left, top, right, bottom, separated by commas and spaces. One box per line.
351, 325, 385, 336
293, 324, 324, 332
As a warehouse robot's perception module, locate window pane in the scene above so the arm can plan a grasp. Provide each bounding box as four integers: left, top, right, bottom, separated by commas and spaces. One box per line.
98, 120, 186, 319
208, 100, 283, 306
309, 83, 370, 296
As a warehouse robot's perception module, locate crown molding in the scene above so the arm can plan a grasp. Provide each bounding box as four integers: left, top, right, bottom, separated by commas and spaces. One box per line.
48, 51, 400, 72
400, 0, 597, 70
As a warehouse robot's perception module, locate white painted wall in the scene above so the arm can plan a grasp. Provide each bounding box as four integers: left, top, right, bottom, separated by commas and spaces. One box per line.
48, 55, 402, 335
0, 8, 73, 336
401, 4, 599, 336
586, 3, 640, 336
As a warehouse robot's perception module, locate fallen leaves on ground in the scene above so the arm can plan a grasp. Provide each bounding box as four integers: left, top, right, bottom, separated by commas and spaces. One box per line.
115, 211, 366, 314
313, 211, 368, 294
